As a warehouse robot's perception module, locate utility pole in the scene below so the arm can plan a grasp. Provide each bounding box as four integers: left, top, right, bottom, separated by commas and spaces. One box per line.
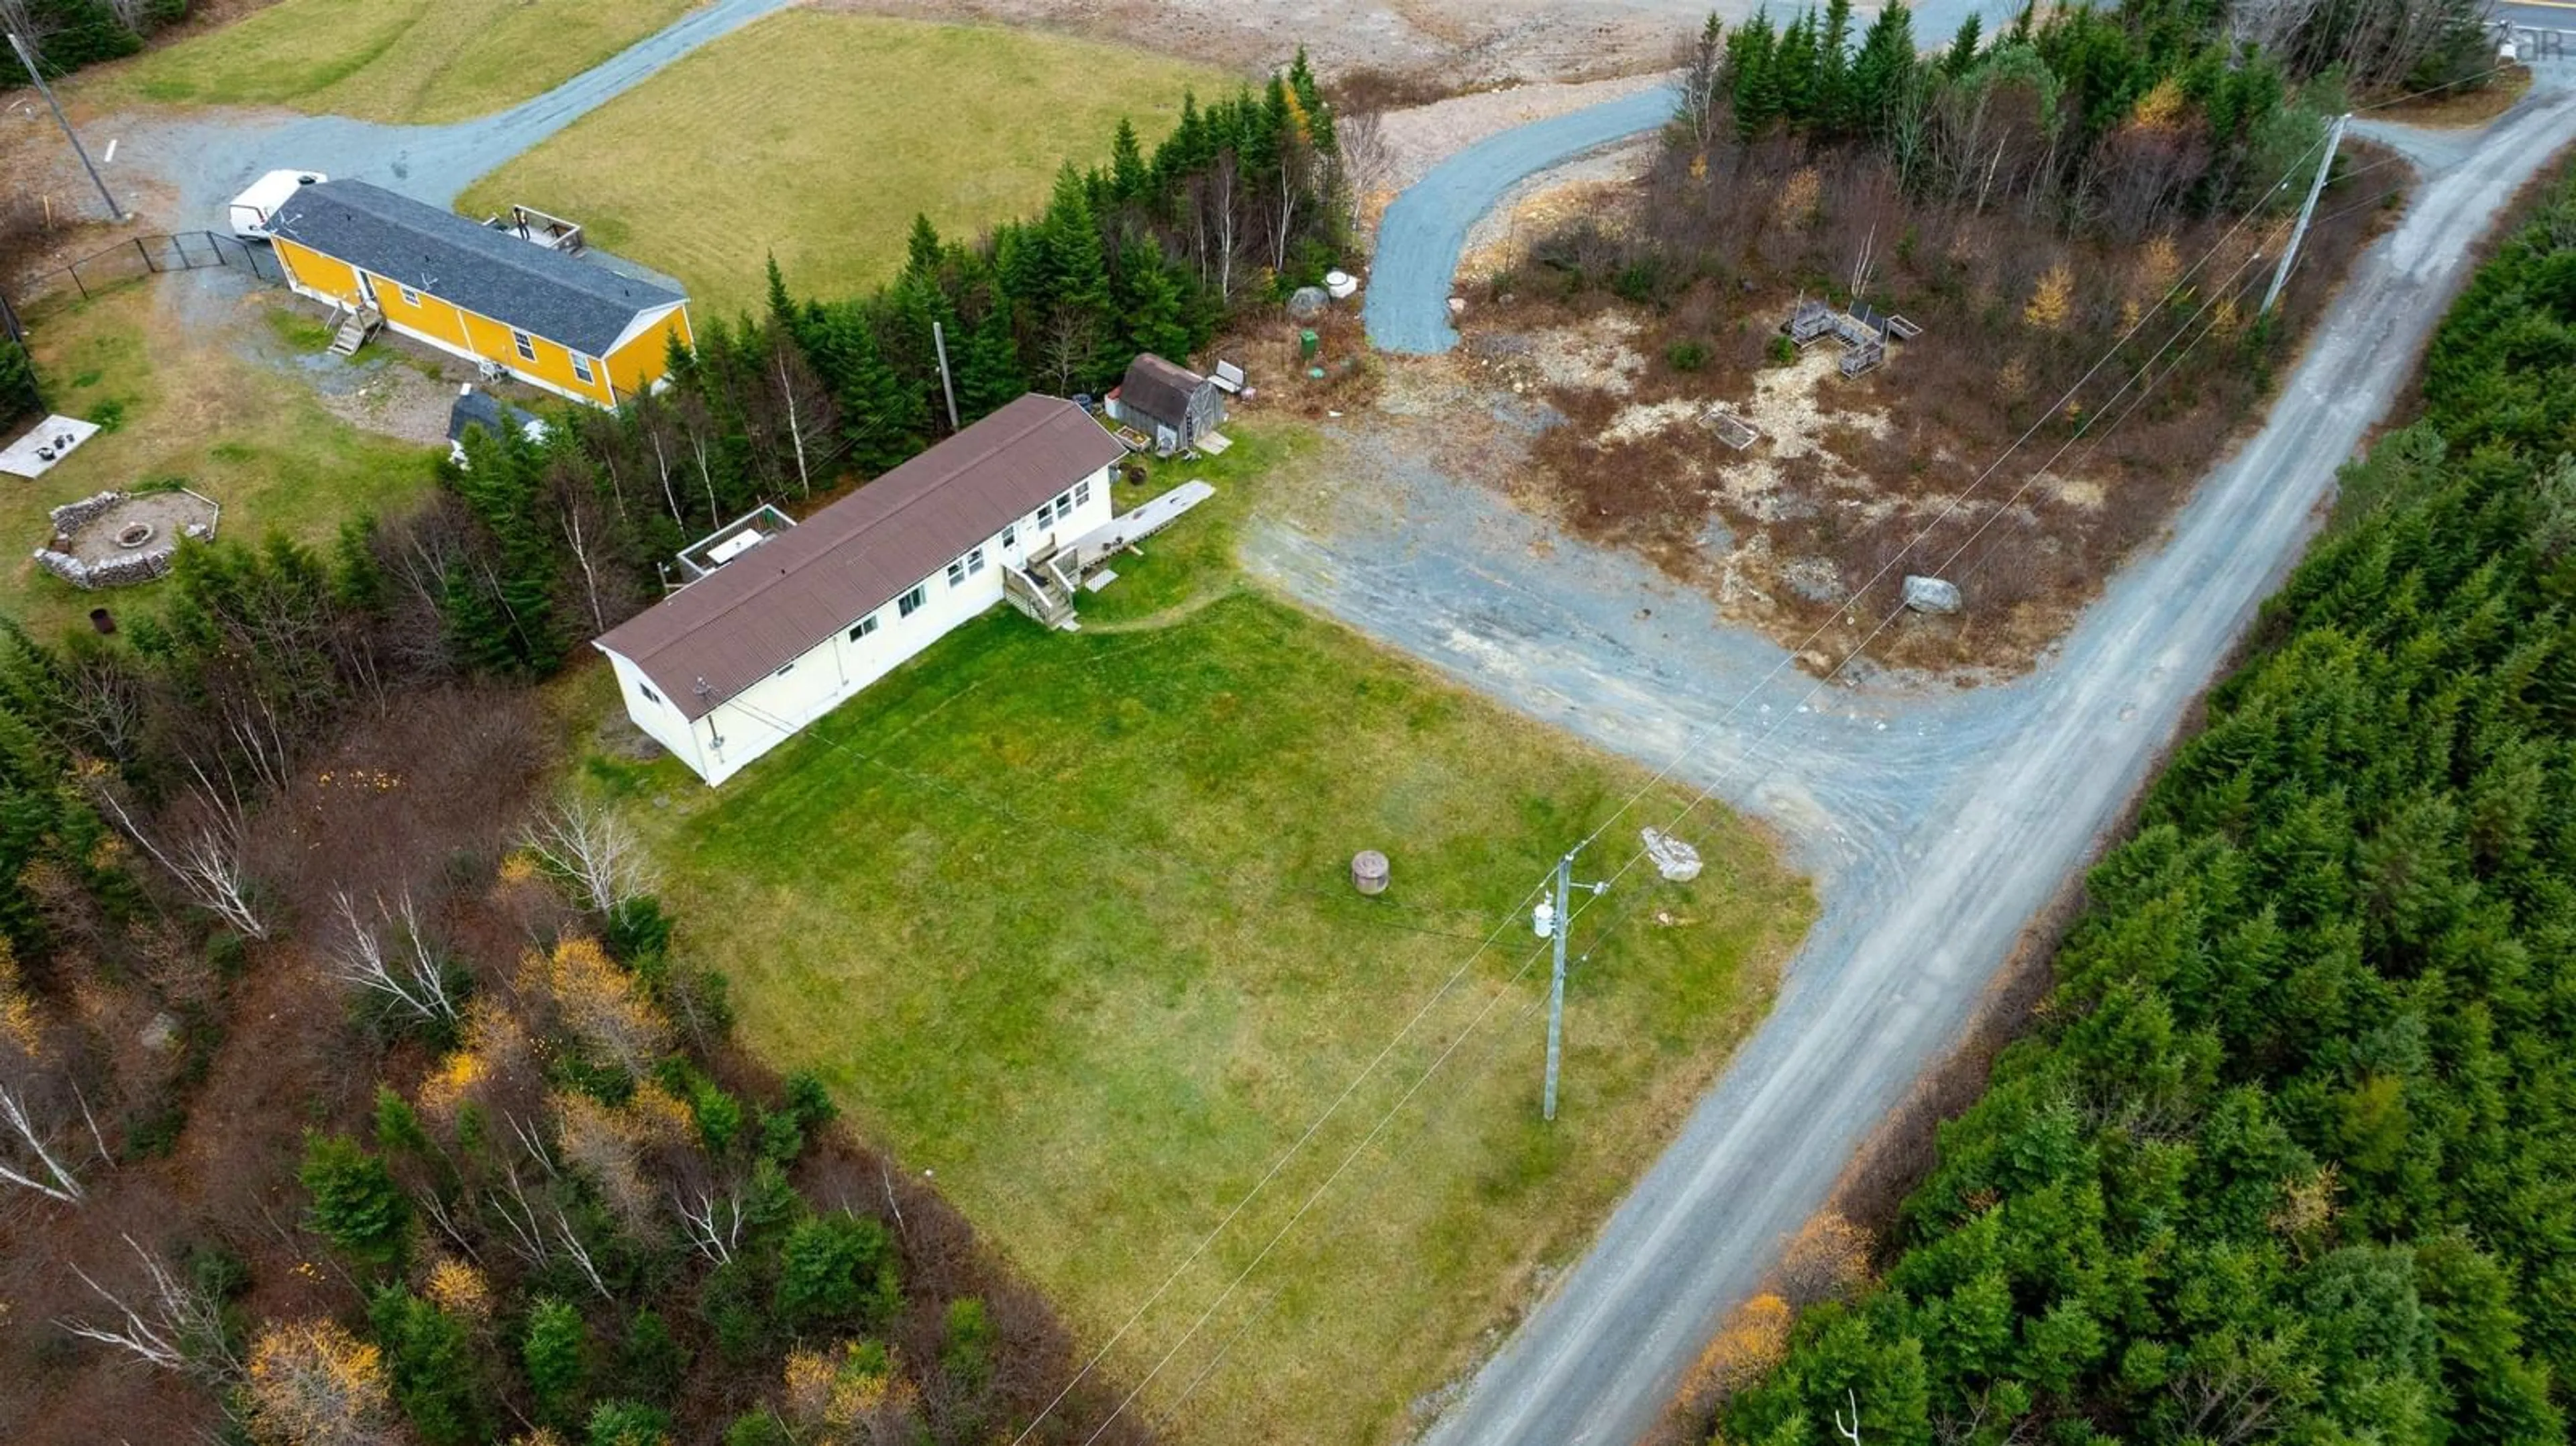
1537, 847, 1608, 1122
2261, 111, 2349, 317
7, 32, 123, 222
932, 320, 961, 433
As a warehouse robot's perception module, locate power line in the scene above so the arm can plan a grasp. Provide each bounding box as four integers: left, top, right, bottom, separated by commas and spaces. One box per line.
1125, 233, 2291, 1434
1004, 105, 2369, 1446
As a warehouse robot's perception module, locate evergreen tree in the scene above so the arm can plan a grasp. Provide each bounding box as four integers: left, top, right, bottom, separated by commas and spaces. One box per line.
1117, 243, 1193, 364
1110, 119, 1150, 207
1850, 1, 1919, 138
1731, 14, 1782, 140
523, 1297, 590, 1427
1817, 0, 1856, 134
301, 1134, 409, 1268
1773, 12, 1819, 127
764, 253, 795, 330
1944, 12, 1984, 77
959, 293, 1027, 420
904, 213, 944, 282
370, 1289, 490, 1446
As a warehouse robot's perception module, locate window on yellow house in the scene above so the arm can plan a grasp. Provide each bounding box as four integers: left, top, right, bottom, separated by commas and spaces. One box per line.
572, 354, 595, 385
513, 330, 537, 363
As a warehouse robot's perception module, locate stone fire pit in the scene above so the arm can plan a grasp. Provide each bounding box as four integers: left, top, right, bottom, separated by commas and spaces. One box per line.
33, 489, 221, 589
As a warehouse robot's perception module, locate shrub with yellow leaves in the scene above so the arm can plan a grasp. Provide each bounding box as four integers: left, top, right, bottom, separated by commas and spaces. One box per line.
2023, 262, 2075, 331
425, 1257, 492, 1322
1775, 166, 1822, 229
2135, 231, 2181, 301
553, 1090, 657, 1231
781, 1339, 922, 1444
1681, 1292, 1792, 1420
246, 1319, 398, 1446
1778, 1210, 1873, 1308
0, 935, 40, 1057
525, 937, 669, 1080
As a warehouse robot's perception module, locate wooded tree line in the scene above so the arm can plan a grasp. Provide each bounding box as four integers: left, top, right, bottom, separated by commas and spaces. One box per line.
1672, 0, 2339, 246
1711, 168, 2576, 1446
0, 0, 189, 84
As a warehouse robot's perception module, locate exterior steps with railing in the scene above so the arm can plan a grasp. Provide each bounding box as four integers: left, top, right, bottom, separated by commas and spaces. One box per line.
1004, 559, 1078, 630
329, 306, 383, 357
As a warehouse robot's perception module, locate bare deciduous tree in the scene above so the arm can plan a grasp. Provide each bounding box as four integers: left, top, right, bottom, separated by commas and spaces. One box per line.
323, 891, 460, 1025
521, 796, 653, 916
0, 1072, 83, 1202
95, 779, 269, 941
56, 1234, 241, 1384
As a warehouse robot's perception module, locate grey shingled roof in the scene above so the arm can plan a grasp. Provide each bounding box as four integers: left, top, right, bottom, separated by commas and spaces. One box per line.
1118, 354, 1208, 430
594, 395, 1128, 718
447, 389, 545, 446
267, 180, 685, 357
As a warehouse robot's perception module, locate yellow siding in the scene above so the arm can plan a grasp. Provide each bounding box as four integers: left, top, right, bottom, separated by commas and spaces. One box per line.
278, 238, 686, 409
274, 239, 362, 305
362, 271, 473, 353
604, 305, 694, 401
457, 309, 613, 406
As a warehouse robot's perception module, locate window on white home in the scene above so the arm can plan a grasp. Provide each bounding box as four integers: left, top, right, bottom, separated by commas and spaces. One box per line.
513, 330, 537, 362
1074, 478, 1092, 507
398, 285, 421, 307
572, 353, 596, 384
638, 681, 661, 705
899, 584, 926, 617
947, 559, 967, 587
1054, 490, 1073, 514
967, 546, 985, 573
848, 613, 879, 642
1036, 500, 1055, 528
1001, 523, 1016, 550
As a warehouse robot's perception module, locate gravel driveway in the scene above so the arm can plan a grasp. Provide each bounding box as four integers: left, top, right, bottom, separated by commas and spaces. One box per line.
1268, 70, 2576, 1446
97, 0, 801, 230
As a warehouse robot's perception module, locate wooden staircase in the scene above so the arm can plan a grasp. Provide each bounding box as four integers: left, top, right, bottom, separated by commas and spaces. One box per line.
328, 305, 382, 357
1004, 556, 1080, 631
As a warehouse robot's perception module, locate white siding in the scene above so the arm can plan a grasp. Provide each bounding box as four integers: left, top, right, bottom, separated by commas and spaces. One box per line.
604, 462, 1116, 786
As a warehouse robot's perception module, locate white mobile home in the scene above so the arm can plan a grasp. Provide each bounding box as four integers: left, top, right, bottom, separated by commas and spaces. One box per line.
593, 395, 1123, 784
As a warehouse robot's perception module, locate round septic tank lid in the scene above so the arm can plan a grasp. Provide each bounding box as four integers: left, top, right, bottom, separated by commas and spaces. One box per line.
1351, 849, 1390, 896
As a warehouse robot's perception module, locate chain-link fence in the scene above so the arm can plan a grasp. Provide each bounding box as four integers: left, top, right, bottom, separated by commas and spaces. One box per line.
19, 229, 283, 318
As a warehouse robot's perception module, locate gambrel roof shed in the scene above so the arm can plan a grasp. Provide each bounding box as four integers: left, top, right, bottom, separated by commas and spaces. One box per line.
266, 179, 684, 356
596, 395, 1127, 717
1117, 354, 1212, 429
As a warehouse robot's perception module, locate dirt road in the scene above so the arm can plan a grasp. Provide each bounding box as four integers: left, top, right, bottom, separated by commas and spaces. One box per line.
76, 0, 799, 231
1257, 76, 2576, 1446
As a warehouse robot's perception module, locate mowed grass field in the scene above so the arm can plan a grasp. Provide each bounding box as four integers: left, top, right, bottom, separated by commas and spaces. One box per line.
87, 0, 702, 125
3, 284, 439, 639
586, 431, 1815, 1445
458, 12, 1231, 318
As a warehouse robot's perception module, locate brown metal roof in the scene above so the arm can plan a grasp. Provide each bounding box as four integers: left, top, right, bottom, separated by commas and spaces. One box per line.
594, 394, 1126, 719
1118, 353, 1208, 429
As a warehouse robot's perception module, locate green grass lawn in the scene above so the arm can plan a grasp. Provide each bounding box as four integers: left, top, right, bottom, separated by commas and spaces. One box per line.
458, 12, 1231, 318
3, 283, 439, 640
82, 0, 702, 125
586, 427, 1815, 1445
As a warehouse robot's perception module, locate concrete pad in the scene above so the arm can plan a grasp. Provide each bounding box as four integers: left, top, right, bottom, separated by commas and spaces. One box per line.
1, 416, 102, 480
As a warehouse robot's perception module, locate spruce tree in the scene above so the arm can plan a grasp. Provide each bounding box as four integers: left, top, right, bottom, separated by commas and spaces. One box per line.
1118, 244, 1192, 366
764, 253, 795, 330
1110, 119, 1150, 207
1850, 1, 1919, 140
904, 213, 943, 282
1944, 13, 1983, 77
1818, 0, 1856, 134
1731, 15, 1782, 140
959, 295, 1026, 420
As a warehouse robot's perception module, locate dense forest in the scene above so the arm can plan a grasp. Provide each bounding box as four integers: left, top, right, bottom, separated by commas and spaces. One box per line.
1704, 164, 2576, 1444
0, 54, 1355, 1446
0, 0, 191, 85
